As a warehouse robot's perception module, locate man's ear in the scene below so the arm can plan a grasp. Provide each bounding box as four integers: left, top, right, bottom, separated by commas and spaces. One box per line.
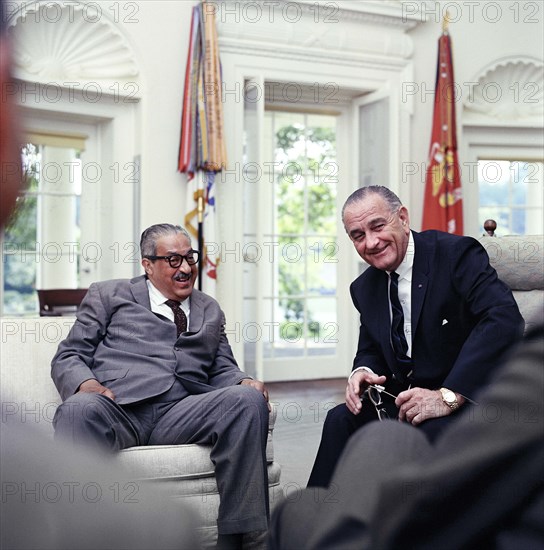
141, 258, 151, 275
399, 206, 410, 230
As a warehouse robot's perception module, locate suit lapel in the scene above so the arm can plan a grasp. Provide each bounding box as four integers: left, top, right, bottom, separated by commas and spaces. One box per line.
411, 231, 431, 338
186, 289, 205, 334
130, 275, 152, 309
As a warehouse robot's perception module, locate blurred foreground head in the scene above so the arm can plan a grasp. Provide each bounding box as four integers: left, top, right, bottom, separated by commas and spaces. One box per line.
0, 0, 23, 229
1, 419, 200, 549
0, 2, 199, 548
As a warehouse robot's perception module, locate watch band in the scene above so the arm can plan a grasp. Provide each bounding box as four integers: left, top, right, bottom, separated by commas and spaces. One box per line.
439, 387, 459, 411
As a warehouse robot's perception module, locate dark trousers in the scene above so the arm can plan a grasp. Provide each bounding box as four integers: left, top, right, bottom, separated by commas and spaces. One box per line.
53, 384, 270, 535
307, 399, 455, 488
271, 422, 433, 550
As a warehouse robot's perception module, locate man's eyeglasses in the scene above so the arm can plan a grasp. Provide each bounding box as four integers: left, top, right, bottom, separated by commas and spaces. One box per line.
144, 250, 200, 268
363, 384, 398, 421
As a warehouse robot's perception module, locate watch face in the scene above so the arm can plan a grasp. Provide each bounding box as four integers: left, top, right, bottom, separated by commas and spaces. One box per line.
441, 389, 456, 404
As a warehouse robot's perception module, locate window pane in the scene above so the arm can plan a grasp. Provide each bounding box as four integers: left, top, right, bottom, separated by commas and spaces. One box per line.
306, 115, 337, 165
524, 162, 543, 207
3, 195, 38, 246
3, 252, 38, 314
307, 239, 337, 297
278, 292, 304, 324
22, 143, 41, 192
511, 162, 527, 205
307, 297, 337, 356
274, 114, 305, 167
278, 237, 305, 301
478, 160, 510, 206
512, 208, 526, 235
276, 173, 305, 234
479, 159, 543, 236
308, 180, 337, 234
275, 295, 305, 358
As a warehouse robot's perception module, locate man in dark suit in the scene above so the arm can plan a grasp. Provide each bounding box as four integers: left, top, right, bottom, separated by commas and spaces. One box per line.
52, 223, 270, 549
308, 185, 524, 488
270, 323, 544, 549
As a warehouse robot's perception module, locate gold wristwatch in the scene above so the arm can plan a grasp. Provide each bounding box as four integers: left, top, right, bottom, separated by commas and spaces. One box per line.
439, 387, 459, 411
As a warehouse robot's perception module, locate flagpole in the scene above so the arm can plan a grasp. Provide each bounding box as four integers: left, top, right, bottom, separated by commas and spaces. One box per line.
196, 185, 205, 290
442, 10, 450, 33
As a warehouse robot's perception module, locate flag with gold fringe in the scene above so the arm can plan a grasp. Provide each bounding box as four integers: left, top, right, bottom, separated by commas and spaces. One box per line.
422, 21, 463, 235
178, 0, 226, 294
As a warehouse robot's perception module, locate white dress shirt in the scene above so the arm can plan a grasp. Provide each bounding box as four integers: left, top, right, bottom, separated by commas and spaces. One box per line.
146, 279, 191, 329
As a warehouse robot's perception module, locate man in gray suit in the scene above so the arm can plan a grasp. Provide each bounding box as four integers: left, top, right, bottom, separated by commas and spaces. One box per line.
52, 223, 270, 550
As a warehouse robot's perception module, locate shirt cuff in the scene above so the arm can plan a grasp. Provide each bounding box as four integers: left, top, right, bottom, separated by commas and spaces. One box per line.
348, 366, 375, 381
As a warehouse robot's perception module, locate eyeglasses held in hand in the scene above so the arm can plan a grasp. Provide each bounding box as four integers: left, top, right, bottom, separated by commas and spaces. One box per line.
144, 250, 200, 268
363, 384, 398, 421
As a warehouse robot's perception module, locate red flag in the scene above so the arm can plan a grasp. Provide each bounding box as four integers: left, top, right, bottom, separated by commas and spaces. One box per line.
422, 31, 463, 235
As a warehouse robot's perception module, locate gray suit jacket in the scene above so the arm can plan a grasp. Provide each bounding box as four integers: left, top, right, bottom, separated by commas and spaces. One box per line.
51, 275, 248, 404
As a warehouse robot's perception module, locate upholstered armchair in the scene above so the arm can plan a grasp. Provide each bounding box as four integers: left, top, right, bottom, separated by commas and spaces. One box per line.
478, 230, 544, 332
0, 317, 282, 548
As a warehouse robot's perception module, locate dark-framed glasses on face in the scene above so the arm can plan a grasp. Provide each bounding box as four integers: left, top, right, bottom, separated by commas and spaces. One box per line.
363, 384, 398, 421
144, 250, 200, 268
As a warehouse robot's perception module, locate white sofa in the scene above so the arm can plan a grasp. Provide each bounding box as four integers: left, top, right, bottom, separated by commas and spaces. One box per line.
0, 317, 282, 548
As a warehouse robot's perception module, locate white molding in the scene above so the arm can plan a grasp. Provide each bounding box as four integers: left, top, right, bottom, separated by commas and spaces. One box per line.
219, 38, 414, 69
463, 56, 543, 125
215, 0, 421, 64
8, 0, 141, 96
295, 0, 421, 27
470, 55, 544, 80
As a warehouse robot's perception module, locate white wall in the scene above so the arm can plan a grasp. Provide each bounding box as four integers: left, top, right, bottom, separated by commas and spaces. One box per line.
111, 0, 195, 231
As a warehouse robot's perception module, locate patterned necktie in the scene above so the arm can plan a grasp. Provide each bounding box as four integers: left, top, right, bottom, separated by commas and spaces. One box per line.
165, 299, 187, 337
389, 272, 413, 381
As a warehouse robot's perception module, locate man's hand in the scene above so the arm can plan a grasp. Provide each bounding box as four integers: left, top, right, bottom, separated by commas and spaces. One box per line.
240, 379, 270, 409
396, 388, 465, 425
346, 370, 387, 415
77, 379, 115, 401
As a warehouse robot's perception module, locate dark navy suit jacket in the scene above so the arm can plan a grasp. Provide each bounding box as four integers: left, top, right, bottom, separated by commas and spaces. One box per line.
350, 230, 524, 400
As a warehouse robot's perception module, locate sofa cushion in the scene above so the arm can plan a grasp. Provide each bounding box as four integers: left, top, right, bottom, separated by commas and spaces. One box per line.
512, 290, 544, 333
479, 235, 544, 291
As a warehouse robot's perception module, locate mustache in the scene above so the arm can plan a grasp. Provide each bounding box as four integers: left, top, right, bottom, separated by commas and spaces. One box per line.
173, 272, 192, 282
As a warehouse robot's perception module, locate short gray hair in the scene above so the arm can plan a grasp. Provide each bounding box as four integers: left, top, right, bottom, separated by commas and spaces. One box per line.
341, 185, 402, 222
140, 224, 191, 257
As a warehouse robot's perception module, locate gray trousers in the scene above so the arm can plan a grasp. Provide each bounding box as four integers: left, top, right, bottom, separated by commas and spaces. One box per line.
53, 384, 270, 535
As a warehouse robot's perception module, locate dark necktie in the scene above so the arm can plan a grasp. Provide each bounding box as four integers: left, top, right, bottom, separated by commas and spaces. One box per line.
165, 299, 187, 337
389, 272, 413, 381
